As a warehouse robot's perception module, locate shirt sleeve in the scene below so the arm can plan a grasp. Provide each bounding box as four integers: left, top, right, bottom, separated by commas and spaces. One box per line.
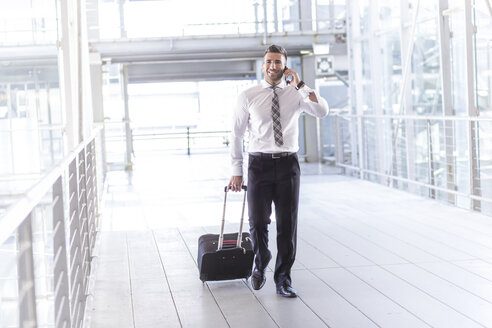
230, 91, 249, 176
299, 90, 329, 118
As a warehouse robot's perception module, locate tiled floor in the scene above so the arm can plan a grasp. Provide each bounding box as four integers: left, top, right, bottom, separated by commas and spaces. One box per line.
86, 151, 492, 328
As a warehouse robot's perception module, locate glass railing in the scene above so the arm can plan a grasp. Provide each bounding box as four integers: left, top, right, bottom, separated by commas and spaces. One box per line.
0, 128, 104, 328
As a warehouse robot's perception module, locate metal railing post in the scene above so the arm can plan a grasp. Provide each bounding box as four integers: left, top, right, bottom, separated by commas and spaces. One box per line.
86, 140, 98, 252
68, 157, 85, 326
187, 127, 191, 155
17, 213, 38, 328
78, 148, 91, 290
53, 177, 71, 328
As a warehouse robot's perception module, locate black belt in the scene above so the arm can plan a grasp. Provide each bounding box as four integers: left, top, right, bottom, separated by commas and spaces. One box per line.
249, 152, 296, 159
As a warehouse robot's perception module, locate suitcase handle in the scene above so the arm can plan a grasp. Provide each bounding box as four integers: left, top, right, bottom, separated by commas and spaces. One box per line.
218, 185, 247, 250
223, 185, 247, 192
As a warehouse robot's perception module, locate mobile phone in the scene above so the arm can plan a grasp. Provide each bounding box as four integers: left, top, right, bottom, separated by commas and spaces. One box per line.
284, 66, 293, 84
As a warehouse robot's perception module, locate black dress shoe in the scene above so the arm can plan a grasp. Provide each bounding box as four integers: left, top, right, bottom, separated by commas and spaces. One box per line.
276, 283, 297, 298
251, 269, 266, 290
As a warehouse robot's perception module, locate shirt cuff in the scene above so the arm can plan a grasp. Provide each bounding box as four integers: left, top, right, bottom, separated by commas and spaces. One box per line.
232, 166, 243, 176
298, 85, 313, 99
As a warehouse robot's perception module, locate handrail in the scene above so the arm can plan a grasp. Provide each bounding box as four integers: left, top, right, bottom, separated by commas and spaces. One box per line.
333, 112, 492, 122
132, 129, 231, 137
0, 127, 102, 247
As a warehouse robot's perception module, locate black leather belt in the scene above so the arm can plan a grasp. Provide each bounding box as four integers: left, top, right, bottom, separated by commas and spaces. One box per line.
249, 152, 295, 159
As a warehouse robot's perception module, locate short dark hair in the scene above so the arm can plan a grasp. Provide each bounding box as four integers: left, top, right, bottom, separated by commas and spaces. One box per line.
264, 44, 287, 60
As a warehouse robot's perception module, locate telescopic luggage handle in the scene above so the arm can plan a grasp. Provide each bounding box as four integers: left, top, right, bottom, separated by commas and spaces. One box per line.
218, 185, 247, 250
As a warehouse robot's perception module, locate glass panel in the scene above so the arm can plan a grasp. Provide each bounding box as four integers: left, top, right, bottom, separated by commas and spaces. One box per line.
0, 131, 14, 175
429, 120, 445, 189
412, 119, 429, 184
32, 195, 55, 327
454, 120, 470, 207
361, 40, 373, 113
0, 0, 58, 46
378, 1, 402, 115
40, 128, 64, 173
0, 233, 18, 328
97, 0, 305, 39
298, 115, 306, 156
320, 79, 348, 158
316, 0, 331, 31
478, 120, 492, 214
98, 1, 123, 39
380, 29, 402, 114
0, 0, 63, 206
333, 0, 347, 31
122, 79, 256, 156
344, 0, 492, 211
363, 117, 379, 172
102, 63, 126, 169
9, 118, 42, 175
337, 116, 354, 165
474, 1, 492, 117
321, 116, 335, 158
358, 0, 370, 36
448, 1, 468, 116
278, 0, 301, 32
130, 82, 200, 130
315, 0, 346, 32
389, 118, 408, 180
410, 1, 442, 115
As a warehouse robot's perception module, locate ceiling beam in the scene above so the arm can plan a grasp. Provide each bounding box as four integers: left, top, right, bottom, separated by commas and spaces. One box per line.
90, 32, 337, 64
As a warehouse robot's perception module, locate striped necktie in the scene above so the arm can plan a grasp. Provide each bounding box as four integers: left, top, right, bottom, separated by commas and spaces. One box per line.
271, 87, 284, 146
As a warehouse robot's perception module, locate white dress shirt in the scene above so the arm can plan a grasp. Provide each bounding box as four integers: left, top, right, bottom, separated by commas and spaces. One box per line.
231, 80, 329, 176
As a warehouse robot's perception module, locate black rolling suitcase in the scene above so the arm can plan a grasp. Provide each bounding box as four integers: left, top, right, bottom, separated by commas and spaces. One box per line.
197, 186, 254, 282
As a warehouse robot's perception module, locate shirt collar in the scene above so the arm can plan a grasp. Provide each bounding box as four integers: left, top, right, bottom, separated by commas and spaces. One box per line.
261, 80, 287, 89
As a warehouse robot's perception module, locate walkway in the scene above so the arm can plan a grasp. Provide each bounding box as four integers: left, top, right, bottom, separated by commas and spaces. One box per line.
86, 151, 492, 328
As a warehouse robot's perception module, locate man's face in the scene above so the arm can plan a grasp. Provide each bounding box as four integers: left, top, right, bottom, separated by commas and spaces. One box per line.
262, 52, 286, 84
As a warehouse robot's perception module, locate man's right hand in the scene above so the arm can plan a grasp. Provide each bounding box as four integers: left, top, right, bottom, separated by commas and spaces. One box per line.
228, 176, 243, 192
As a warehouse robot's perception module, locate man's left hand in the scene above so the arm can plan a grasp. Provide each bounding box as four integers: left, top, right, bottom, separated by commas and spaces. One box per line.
283, 67, 300, 86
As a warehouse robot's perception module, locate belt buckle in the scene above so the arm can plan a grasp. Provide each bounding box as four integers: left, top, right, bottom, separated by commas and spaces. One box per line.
272, 153, 281, 159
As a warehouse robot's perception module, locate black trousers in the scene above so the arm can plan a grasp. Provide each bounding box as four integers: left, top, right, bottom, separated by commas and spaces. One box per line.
247, 153, 300, 286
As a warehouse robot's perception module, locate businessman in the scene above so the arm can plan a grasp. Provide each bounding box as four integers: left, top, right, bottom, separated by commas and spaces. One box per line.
228, 45, 329, 297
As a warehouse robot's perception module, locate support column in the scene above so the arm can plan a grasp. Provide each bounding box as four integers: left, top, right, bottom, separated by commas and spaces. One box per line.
347, 0, 364, 174
302, 55, 322, 162
464, 0, 481, 210
399, 0, 417, 191
122, 64, 133, 171
89, 52, 107, 171
58, 0, 78, 151
368, 0, 385, 184
437, 0, 456, 204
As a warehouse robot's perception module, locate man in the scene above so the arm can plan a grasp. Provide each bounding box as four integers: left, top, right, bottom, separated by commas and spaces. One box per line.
228, 45, 329, 298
